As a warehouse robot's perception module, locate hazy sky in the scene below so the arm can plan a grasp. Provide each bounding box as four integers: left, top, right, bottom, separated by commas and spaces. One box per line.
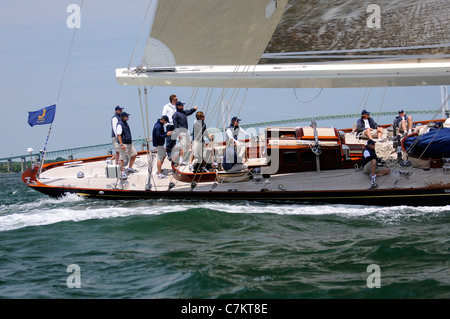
0, 0, 447, 159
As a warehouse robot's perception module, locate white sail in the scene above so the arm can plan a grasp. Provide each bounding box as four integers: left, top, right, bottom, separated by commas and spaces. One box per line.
141, 0, 288, 67
117, 0, 450, 88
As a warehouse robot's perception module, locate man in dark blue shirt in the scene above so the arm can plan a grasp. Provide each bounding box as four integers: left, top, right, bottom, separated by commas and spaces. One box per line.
172, 101, 197, 165
393, 109, 413, 135
117, 112, 138, 177
152, 115, 173, 179
362, 139, 390, 186
356, 110, 385, 141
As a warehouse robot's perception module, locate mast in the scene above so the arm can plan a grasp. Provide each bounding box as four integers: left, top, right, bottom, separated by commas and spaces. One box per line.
311, 119, 321, 174
441, 86, 449, 118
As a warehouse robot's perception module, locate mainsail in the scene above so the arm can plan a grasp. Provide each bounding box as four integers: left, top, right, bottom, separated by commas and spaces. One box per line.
116, 0, 450, 88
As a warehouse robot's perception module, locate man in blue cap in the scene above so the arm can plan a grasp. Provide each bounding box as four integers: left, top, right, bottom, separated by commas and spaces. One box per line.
394, 109, 413, 135
152, 115, 173, 178
172, 100, 197, 165
110, 105, 123, 164
226, 116, 251, 155
356, 109, 385, 142
223, 116, 251, 172
117, 112, 138, 178
362, 139, 390, 187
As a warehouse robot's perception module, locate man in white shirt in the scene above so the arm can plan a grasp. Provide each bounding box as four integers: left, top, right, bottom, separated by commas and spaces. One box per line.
162, 94, 178, 160
356, 110, 384, 141
110, 105, 123, 164
225, 116, 251, 160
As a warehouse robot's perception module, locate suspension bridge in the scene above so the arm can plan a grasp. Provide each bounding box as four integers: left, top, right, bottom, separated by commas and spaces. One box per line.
0, 109, 444, 172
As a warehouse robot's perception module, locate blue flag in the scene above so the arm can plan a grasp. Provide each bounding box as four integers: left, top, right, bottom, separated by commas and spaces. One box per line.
28, 104, 56, 127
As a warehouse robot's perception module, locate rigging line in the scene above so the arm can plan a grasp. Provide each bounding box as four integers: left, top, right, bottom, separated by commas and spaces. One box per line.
405, 95, 450, 158
217, 21, 270, 128
56, 0, 84, 104
145, 87, 151, 154
417, 126, 443, 160
39, 0, 84, 178
293, 88, 324, 104
207, 13, 275, 144
128, 0, 154, 69
203, 88, 222, 135
358, 88, 367, 113
264, 44, 450, 56
37, 124, 53, 178
144, 86, 158, 189
376, 88, 387, 123
353, 88, 368, 127
187, 87, 200, 114
212, 16, 267, 126
364, 88, 372, 109
211, 11, 273, 122
202, 88, 211, 114
137, 86, 148, 154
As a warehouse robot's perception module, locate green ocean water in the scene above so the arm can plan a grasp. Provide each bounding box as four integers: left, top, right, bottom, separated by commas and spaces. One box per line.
0, 173, 449, 299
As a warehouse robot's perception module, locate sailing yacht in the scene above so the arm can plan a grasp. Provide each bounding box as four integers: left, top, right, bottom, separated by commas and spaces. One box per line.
22, 0, 450, 205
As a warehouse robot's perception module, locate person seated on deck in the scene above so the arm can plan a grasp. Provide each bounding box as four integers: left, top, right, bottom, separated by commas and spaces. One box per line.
429, 121, 443, 131
362, 139, 390, 187
222, 144, 247, 173
393, 109, 413, 136
225, 117, 251, 159
356, 110, 385, 142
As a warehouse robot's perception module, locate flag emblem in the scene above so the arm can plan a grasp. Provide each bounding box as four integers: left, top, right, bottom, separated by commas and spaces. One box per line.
28, 104, 56, 127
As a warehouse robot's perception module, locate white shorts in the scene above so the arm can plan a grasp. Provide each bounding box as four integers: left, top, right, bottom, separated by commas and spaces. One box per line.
178, 133, 190, 150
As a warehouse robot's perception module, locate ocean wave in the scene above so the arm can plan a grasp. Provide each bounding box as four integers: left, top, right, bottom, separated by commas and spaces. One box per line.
0, 195, 184, 232
1, 196, 448, 232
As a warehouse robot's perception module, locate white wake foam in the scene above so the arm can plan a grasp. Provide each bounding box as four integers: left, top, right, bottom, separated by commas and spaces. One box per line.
1, 197, 448, 232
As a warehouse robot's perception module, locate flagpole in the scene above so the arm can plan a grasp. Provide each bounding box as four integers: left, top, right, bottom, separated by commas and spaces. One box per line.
36, 1, 83, 178
37, 122, 53, 178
